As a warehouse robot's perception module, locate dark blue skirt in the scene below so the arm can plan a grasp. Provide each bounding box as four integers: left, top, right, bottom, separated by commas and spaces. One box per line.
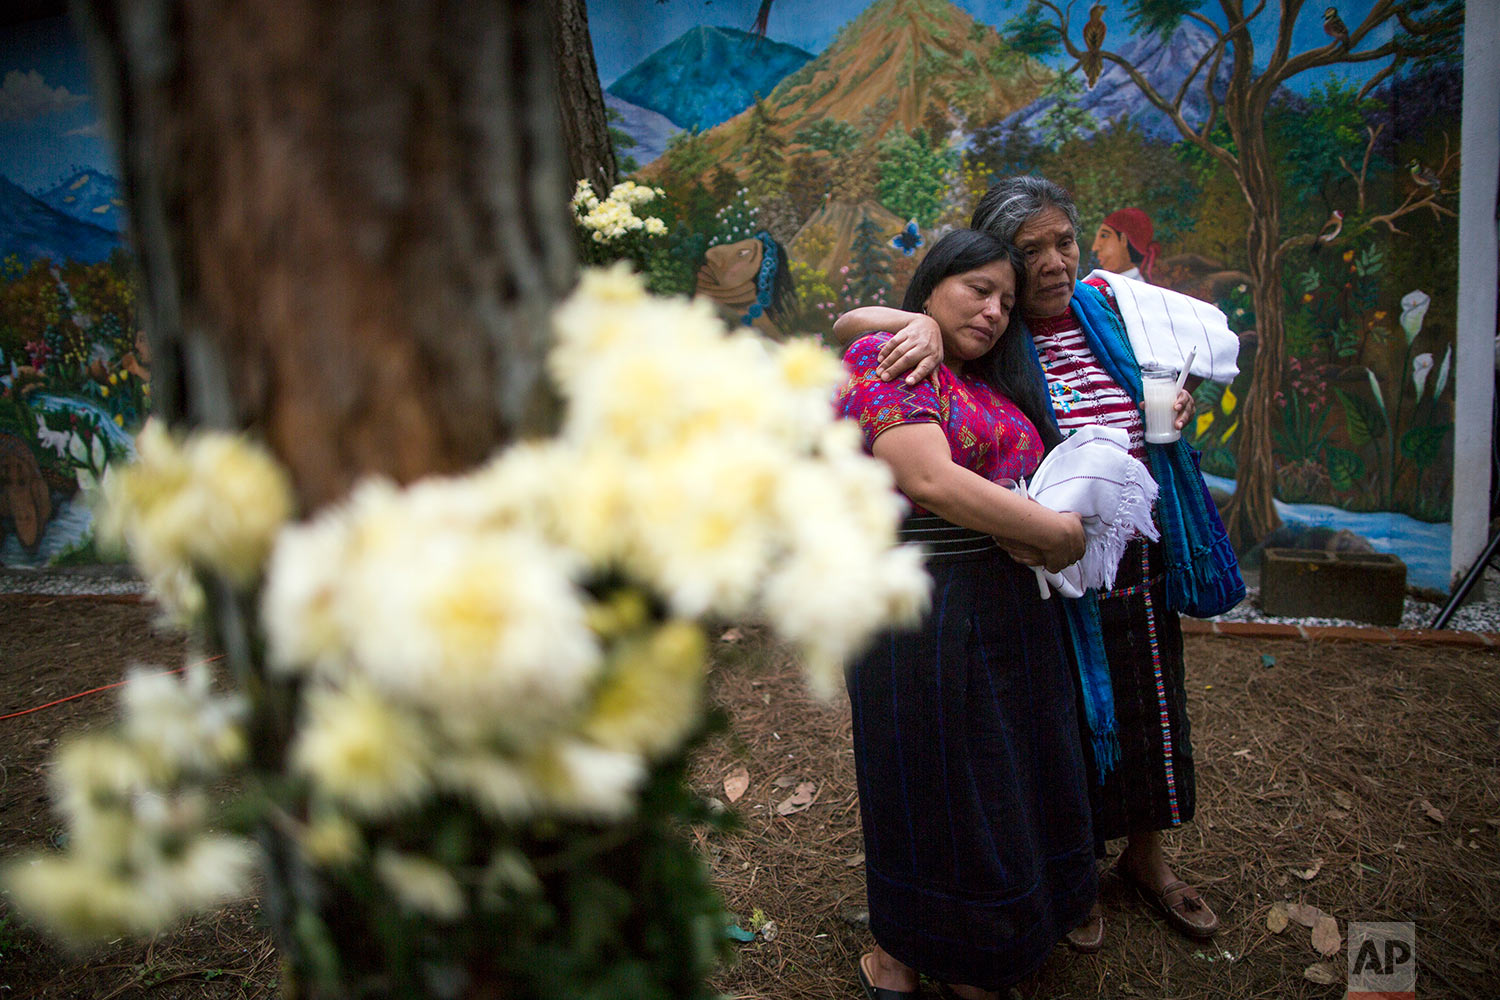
847, 529, 1097, 990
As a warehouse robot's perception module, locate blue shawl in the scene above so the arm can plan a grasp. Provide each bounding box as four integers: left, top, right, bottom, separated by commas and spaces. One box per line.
1018, 281, 1246, 776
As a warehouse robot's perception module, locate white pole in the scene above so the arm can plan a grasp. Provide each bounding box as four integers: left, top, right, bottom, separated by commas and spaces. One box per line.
1452, 1, 1500, 591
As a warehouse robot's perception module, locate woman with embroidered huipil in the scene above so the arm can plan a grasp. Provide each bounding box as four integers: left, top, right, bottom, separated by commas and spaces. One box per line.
837, 229, 1098, 1000
835, 177, 1244, 952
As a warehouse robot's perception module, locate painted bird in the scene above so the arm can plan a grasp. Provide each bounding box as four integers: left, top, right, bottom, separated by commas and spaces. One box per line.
1322, 6, 1350, 46
1408, 158, 1442, 192
1311, 209, 1343, 254
1081, 4, 1107, 88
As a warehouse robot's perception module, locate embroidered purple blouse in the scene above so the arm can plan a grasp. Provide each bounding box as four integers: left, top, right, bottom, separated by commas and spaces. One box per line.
836, 333, 1043, 514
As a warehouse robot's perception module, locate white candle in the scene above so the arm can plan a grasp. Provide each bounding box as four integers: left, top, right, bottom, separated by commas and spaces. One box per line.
1141, 364, 1181, 444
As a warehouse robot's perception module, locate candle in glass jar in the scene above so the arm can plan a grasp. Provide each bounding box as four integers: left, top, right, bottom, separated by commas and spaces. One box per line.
1140, 364, 1181, 444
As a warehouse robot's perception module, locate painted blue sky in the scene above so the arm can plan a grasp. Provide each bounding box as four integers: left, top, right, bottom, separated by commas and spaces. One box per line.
0, 15, 113, 192
589, 1, 1411, 95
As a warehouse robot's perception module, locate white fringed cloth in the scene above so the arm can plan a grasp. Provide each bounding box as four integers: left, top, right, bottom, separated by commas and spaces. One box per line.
1023, 426, 1160, 598
1085, 268, 1241, 385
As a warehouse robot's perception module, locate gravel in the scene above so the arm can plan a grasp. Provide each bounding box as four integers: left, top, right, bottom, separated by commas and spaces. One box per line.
1212, 585, 1500, 633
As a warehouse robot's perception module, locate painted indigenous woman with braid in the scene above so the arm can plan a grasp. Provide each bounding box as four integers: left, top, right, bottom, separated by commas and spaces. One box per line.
835, 176, 1244, 953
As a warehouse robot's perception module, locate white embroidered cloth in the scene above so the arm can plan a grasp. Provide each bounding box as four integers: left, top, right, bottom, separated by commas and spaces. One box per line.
1085, 268, 1240, 385
1018, 425, 1160, 598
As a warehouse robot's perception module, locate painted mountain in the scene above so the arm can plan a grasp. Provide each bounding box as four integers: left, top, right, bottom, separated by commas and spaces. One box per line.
668, 0, 1048, 178
36, 170, 127, 232
0, 175, 120, 264
605, 93, 681, 169
606, 25, 813, 132
1000, 21, 1233, 143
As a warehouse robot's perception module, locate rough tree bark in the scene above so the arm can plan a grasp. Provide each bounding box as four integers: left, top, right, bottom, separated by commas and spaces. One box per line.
73, 2, 612, 993
550, 0, 618, 194
75, 0, 577, 515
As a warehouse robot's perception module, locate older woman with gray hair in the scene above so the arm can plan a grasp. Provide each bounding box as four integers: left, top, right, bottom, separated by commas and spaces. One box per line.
834, 175, 1243, 951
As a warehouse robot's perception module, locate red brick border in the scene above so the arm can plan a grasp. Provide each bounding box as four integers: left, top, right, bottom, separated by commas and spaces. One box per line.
1179, 616, 1500, 646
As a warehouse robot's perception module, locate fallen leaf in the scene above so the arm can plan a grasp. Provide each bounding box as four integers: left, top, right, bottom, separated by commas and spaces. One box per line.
1324, 809, 1348, 821
719, 627, 744, 643
1303, 961, 1341, 984
1290, 859, 1324, 881
844, 852, 865, 868
772, 775, 800, 789
1421, 799, 1445, 823
1332, 790, 1355, 810
723, 766, 750, 803
1286, 902, 1325, 928
1312, 915, 1342, 957
1266, 900, 1289, 934
775, 781, 818, 816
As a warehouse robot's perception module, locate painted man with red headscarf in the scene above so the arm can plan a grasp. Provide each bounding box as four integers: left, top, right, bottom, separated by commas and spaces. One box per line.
1092, 207, 1160, 283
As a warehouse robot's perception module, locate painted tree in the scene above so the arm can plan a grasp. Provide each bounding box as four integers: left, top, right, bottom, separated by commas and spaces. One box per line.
1004, 0, 1461, 546
742, 97, 789, 202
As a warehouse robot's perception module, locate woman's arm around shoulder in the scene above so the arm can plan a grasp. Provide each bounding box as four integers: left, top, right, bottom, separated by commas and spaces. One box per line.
832, 306, 944, 386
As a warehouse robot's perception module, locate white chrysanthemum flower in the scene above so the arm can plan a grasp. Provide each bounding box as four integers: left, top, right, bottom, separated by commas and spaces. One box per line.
291, 683, 434, 816
4, 854, 174, 941
335, 525, 599, 728
582, 621, 707, 759
121, 663, 247, 776
51, 734, 150, 825
375, 850, 465, 920
623, 437, 781, 617
260, 503, 355, 677
528, 740, 645, 819
764, 536, 929, 696
433, 753, 533, 820
98, 420, 293, 589
149, 835, 257, 915
300, 814, 362, 866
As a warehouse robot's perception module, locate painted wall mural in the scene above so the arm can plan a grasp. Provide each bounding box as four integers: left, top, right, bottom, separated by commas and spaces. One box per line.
0, 4, 1468, 592
590, 0, 1466, 589
0, 16, 139, 568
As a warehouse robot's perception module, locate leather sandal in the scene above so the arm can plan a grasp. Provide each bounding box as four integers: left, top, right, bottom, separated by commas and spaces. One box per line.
1065, 905, 1105, 953
859, 952, 919, 1000
1119, 867, 1219, 939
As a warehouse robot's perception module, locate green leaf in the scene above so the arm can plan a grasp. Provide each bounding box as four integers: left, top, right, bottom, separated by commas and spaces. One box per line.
1325, 446, 1364, 492
1399, 424, 1450, 468
1334, 386, 1386, 447
1125, 0, 1203, 40
1002, 4, 1062, 56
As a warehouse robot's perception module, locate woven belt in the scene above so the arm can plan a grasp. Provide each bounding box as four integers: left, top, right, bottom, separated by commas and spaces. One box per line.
898, 513, 1000, 562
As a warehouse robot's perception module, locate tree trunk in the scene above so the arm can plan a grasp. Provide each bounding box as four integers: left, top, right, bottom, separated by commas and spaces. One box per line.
76, 0, 574, 514
1223, 121, 1286, 549
550, 0, 618, 194
74, 2, 581, 993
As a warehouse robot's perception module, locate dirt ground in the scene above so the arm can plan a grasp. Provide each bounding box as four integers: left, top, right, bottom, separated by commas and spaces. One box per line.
1, 594, 1497, 999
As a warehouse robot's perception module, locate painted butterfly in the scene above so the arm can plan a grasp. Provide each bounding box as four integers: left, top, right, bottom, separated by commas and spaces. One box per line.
890, 219, 922, 256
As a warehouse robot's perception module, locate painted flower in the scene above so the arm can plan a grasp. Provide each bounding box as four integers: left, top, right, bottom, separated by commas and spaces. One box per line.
1400, 290, 1430, 343
1411, 352, 1434, 398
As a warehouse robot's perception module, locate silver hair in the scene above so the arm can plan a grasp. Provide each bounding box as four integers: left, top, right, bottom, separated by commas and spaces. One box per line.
969, 175, 1080, 243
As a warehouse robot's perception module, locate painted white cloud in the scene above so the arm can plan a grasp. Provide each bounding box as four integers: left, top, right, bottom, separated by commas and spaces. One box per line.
0, 69, 88, 122
64, 119, 106, 138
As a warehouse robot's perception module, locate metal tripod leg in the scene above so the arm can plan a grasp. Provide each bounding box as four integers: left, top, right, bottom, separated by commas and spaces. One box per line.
1431, 526, 1500, 629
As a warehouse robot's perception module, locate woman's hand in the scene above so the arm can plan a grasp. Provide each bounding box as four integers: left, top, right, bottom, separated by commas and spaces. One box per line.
1173, 388, 1195, 430
876, 314, 943, 385
997, 509, 1085, 573
1139, 387, 1196, 430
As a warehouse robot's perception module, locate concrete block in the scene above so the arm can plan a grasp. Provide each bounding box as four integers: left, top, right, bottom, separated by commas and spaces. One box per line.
1260, 548, 1407, 626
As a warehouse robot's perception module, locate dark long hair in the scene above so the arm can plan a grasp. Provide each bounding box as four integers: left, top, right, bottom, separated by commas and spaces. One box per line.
902, 230, 1062, 451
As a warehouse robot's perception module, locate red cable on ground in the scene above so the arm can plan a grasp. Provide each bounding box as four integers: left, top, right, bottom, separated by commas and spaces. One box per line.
0, 655, 224, 723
